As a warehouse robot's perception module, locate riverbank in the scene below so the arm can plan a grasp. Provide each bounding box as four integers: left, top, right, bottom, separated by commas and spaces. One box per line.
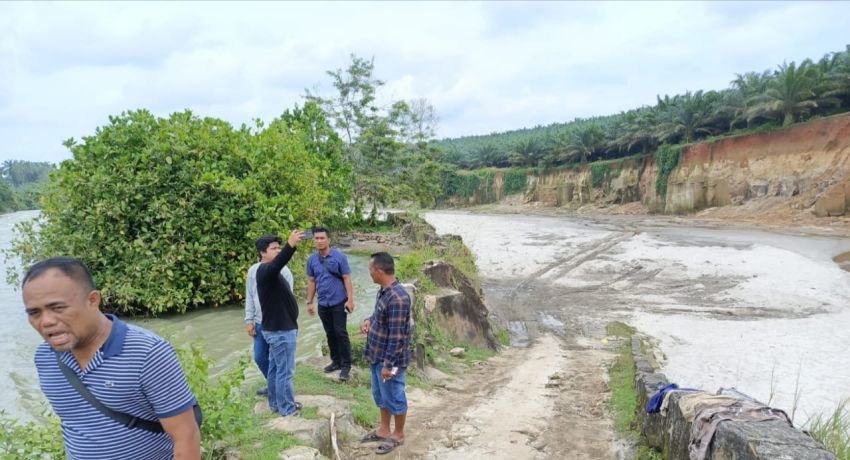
460, 195, 850, 239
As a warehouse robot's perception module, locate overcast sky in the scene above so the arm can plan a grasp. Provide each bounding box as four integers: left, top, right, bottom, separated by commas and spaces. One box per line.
1, 1, 848, 164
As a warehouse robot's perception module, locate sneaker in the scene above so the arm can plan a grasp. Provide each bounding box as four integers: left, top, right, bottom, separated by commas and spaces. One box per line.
323, 362, 342, 373
256, 387, 269, 396
339, 367, 351, 381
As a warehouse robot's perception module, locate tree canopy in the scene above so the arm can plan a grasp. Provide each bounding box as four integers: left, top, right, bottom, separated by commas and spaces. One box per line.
307, 54, 447, 216
0, 160, 55, 212
7, 109, 347, 314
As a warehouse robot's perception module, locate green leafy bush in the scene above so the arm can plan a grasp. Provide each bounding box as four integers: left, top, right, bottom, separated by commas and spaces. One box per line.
6, 109, 348, 314
0, 410, 64, 459
176, 342, 252, 452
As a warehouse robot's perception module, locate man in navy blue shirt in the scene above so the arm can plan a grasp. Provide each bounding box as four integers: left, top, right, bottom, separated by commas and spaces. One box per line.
23, 257, 201, 459
306, 227, 355, 381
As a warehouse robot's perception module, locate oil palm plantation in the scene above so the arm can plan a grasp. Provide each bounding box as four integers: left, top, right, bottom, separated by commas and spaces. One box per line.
745, 61, 819, 127
655, 90, 718, 143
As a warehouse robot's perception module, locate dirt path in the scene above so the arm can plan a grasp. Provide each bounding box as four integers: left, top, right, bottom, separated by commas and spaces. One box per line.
349, 333, 618, 460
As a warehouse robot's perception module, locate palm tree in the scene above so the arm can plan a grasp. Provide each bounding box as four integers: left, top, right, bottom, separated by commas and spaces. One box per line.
610, 108, 660, 154
745, 61, 819, 127
727, 70, 772, 129
564, 124, 604, 164
818, 47, 850, 109
655, 91, 717, 143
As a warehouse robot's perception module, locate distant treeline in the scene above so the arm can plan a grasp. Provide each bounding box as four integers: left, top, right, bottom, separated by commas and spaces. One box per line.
435, 45, 850, 169
0, 160, 54, 213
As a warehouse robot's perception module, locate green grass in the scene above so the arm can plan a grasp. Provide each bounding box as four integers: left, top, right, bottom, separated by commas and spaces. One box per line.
806, 398, 850, 460
606, 321, 636, 338
462, 346, 497, 364
605, 322, 663, 460
299, 405, 320, 420
293, 365, 378, 428
496, 328, 510, 347
607, 322, 638, 435
238, 417, 300, 460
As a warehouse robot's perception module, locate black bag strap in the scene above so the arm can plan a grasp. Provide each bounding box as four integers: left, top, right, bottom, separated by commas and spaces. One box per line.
319, 256, 344, 282
56, 354, 165, 433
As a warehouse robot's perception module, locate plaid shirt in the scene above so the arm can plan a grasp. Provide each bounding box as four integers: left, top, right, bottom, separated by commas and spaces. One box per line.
364, 280, 411, 368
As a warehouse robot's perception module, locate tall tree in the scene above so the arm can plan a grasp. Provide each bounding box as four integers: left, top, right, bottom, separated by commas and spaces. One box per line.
0, 179, 17, 213
1, 160, 55, 187
308, 55, 444, 217
655, 90, 718, 143
564, 124, 604, 164
746, 61, 819, 127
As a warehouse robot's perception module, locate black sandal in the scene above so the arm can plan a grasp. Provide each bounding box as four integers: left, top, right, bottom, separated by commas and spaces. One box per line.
375, 437, 403, 455
359, 430, 386, 443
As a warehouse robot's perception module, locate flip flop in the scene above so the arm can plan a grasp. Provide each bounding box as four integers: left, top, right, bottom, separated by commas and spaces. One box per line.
375, 437, 403, 455
359, 430, 387, 443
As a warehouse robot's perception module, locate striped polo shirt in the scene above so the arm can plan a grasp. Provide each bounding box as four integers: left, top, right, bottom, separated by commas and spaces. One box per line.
34, 314, 198, 460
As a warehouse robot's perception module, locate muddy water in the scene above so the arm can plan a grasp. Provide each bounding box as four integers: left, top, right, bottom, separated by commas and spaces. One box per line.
0, 210, 377, 421
424, 210, 850, 426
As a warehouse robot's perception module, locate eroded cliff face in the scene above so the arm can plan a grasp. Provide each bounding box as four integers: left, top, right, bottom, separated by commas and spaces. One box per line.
487, 113, 850, 217
662, 113, 850, 216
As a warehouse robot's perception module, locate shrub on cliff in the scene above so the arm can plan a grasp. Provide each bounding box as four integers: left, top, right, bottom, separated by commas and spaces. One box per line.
655, 144, 683, 200
5, 109, 347, 314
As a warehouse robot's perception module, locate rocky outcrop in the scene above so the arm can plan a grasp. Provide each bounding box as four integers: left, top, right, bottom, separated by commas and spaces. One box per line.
422, 260, 499, 350
632, 337, 836, 460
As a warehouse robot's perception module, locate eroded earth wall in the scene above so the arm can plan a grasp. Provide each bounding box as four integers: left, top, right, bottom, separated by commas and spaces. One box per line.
470, 113, 850, 217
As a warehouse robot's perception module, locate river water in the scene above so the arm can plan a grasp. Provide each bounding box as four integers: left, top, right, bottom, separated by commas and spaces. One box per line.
0, 210, 377, 421
423, 210, 850, 426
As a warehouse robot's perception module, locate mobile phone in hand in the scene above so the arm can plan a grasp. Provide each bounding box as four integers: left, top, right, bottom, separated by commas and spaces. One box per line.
301, 229, 314, 240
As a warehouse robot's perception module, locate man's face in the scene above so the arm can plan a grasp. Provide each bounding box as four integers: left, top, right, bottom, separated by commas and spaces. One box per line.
23, 269, 102, 352
313, 231, 330, 251
368, 260, 380, 284
260, 242, 282, 263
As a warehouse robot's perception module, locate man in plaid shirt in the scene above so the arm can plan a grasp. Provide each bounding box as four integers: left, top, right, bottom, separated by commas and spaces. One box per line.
360, 252, 411, 455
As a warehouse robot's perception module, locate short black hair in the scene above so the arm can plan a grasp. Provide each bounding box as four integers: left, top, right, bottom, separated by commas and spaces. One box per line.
255, 234, 282, 255
22, 257, 96, 291
370, 252, 395, 275
313, 227, 330, 238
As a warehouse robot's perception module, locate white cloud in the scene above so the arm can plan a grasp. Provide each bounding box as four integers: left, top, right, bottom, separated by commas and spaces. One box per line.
1, 0, 848, 163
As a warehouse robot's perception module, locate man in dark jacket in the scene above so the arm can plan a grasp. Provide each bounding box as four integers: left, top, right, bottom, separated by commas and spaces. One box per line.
255, 230, 303, 416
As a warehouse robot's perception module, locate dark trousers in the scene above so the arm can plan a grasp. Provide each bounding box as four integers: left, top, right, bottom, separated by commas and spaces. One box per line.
318, 301, 352, 368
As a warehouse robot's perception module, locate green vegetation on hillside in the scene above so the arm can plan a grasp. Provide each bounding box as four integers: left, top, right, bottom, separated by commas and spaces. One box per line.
436, 45, 850, 170
0, 160, 55, 213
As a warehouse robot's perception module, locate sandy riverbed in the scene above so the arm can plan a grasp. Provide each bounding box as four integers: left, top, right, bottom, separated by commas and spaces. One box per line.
424, 210, 850, 426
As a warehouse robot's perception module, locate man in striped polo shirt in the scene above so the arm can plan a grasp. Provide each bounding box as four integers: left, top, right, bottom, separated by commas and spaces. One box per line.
22, 257, 201, 459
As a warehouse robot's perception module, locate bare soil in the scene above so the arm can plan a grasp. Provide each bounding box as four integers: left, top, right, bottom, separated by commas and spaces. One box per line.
344, 202, 850, 459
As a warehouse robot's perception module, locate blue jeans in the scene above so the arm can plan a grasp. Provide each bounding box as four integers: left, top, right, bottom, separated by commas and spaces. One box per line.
263, 328, 298, 416
370, 362, 408, 415
253, 322, 269, 379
